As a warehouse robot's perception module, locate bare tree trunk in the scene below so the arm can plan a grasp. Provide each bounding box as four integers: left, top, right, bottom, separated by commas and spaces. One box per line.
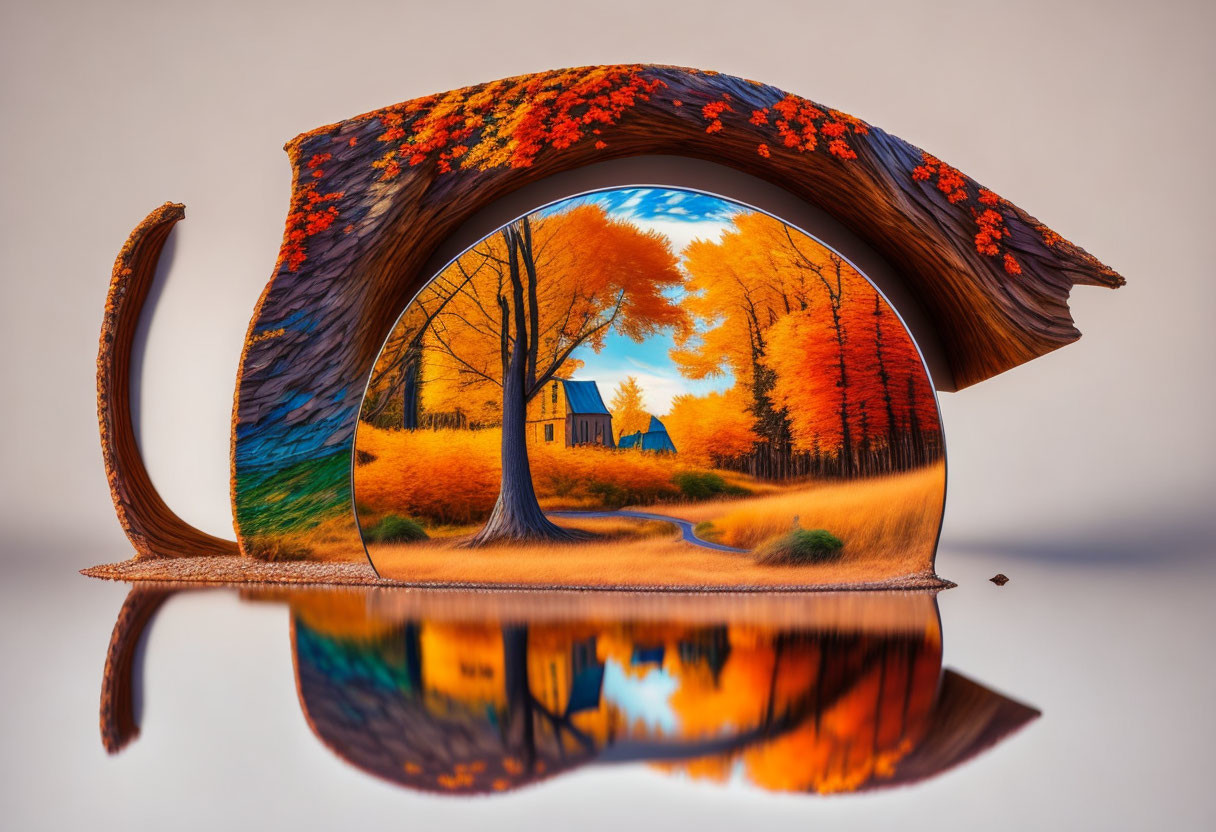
468, 345, 578, 544
401, 346, 420, 430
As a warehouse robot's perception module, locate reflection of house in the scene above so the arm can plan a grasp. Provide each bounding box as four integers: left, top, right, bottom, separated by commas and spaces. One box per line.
528, 634, 606, 719
619, 415, 677, 454
526, 379, 615, 448
106, 589, 1039, 798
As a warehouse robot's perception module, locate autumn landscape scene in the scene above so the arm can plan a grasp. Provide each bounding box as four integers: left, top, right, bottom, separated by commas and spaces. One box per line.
353, 188, 945, 588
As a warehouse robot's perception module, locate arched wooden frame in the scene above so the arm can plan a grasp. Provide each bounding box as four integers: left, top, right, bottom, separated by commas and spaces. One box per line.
98, 65, 1123, 560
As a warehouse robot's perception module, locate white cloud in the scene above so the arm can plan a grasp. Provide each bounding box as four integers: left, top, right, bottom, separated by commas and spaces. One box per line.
570, 363, 729, 416
625, 216, 733, 256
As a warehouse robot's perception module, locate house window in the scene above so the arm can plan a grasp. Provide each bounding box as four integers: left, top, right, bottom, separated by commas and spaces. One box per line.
552, 382, 558, 407
544, 423, 554, 442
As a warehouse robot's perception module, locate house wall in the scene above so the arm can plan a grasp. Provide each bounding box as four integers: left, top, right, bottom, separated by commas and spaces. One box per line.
526, 380, 569, 446
528, 417, 566, 446
567, 414, 613, 448
527, 381, 615, 448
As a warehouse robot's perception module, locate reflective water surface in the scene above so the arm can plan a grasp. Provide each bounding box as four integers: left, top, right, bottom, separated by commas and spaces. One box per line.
101, 587, 1036, 796
4, 545, 1215, 830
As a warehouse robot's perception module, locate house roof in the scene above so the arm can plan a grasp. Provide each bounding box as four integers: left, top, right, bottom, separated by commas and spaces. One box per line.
561, 380, 610, 416
647, 415, 668, 433
619, 426, 678, 453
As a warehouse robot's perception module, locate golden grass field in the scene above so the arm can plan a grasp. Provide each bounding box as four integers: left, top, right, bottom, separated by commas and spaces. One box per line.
367, 462, 945, 588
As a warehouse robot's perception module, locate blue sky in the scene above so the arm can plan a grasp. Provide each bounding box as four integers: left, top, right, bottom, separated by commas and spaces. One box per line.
601, 656, 679, 735
540, 188, 744, 416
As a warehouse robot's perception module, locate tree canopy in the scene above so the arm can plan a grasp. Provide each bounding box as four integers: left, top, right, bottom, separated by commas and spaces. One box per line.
419, 205, 686, 419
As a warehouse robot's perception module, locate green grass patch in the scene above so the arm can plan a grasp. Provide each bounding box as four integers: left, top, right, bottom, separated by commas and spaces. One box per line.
364, 514, 429, 544
755, 528, 844, 566
673, 471, 750, 501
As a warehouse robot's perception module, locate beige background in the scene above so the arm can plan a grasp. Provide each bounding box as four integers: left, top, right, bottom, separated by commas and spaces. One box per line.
2, 2, 1215, 828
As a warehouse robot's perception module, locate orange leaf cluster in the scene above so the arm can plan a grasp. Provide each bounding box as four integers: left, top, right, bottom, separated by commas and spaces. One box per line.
911, 152, 1023, 276
974, 209, 1005, 256
368, 66, 662, 179
745, 95, 868, 161
278, 154, 344, 272
1034, 223, 1063, 247
701, 94, 733, 133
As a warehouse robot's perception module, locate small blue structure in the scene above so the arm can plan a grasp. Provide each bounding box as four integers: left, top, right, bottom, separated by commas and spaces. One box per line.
618, 415, 677, 454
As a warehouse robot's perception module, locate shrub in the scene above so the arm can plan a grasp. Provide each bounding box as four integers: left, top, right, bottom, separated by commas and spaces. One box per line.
546, 472, 581, 498
365, 514, 428, 544
673, 470, 749, 501
586, 480, 629, 509
693, 520, 722, 542
755, 528, 844, 566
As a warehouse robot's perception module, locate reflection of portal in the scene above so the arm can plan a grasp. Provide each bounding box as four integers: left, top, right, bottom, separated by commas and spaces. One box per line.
355, 186, 946, 589
98, 586, 1040, 796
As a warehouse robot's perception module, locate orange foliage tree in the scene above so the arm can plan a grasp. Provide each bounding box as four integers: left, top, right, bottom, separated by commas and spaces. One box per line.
675, 212, 940, 477
663, 388, 756, 468
375, 205, 686, 544
608, 376, 650, 442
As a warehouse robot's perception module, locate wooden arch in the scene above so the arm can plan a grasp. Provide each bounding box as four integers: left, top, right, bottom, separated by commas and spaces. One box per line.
99, 65, 1122, 559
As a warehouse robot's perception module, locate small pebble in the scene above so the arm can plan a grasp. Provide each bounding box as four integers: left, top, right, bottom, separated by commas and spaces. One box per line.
990, 573, 1009, 586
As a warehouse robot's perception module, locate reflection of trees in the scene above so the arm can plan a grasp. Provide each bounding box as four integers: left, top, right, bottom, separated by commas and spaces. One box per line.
278, 600, 1019, 795
99, 588, 1038, 795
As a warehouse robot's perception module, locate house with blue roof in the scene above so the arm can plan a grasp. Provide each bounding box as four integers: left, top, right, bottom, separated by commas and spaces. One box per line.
526, 379, 615, 448
618, 415, 678, 454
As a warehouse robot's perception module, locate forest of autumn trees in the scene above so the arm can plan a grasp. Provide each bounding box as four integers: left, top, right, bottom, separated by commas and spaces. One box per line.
670, 212, 940, 478
360, 202, 941, 544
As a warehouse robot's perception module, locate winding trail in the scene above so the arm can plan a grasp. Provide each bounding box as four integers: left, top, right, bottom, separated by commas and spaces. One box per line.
548, 509, 749, 553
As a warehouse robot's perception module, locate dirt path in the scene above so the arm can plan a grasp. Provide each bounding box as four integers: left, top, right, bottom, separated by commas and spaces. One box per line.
548, 509, 749, 553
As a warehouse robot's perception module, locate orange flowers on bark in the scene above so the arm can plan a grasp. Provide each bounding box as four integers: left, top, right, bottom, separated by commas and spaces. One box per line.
369, 66, 663, 179
740, 95, 867, 162
911, 152, 1023, 276
278, 153, 344, 272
